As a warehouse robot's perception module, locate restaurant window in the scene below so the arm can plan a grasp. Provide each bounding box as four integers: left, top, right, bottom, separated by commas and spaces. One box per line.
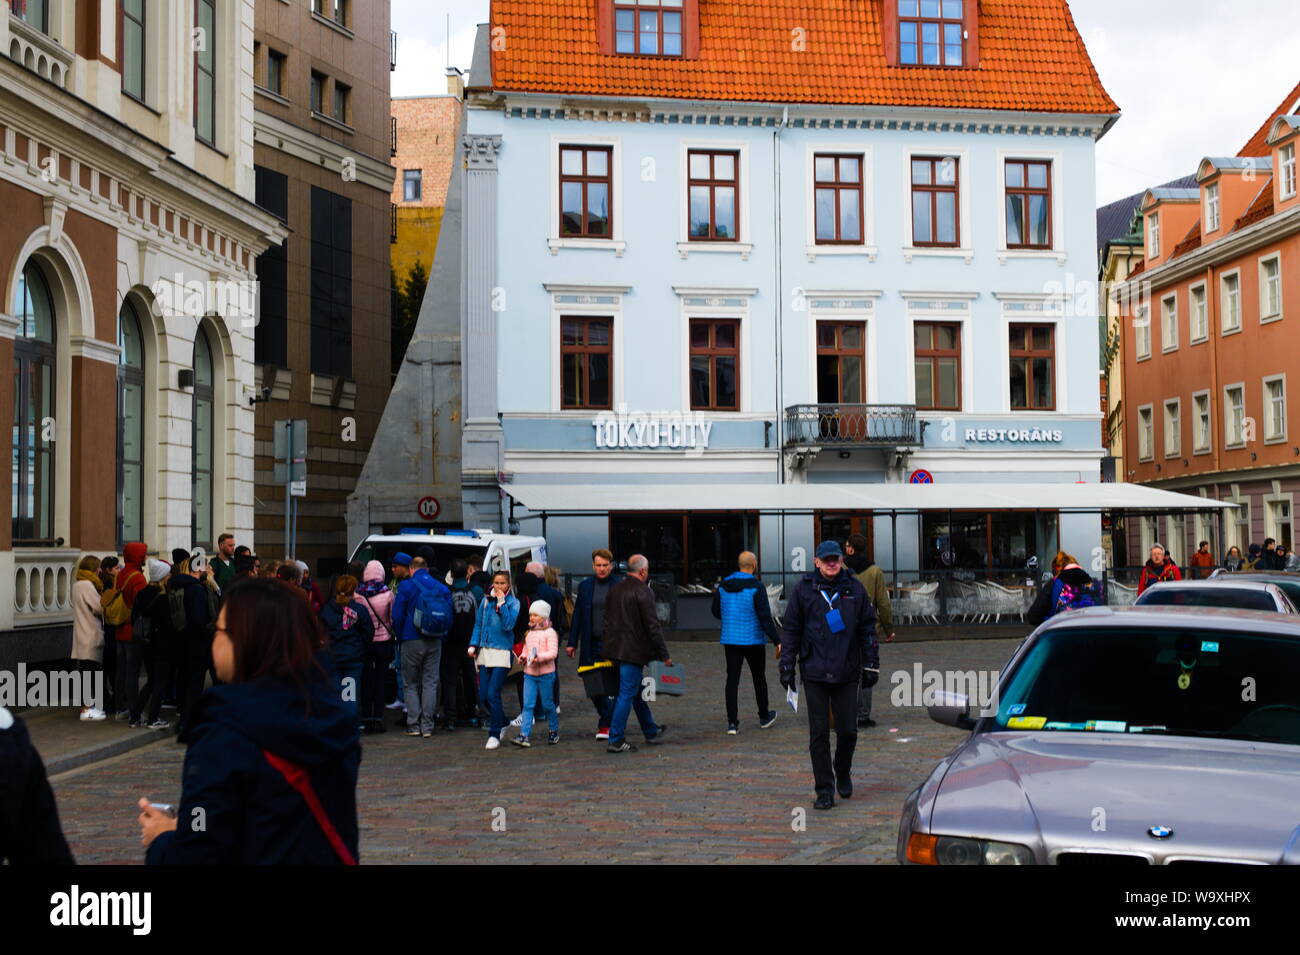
898, 0, 964, 66
12, 261, 56, 542
914, 322, 960, 410
1004, 160, 1051, 249
122, 0, 146, 102
689, 319, 739, 412
117, 301, 146, 548
687, 150, 739, 241
1009, 323, 1054, 411
195, 0, 216, 145
614, 1, 683, 56
254, 165, 289, 368
814, 154, 864, 244
816, 322, 865, 404
192, 327, 216, 552
560, 316, 612, 410
911, 156, 959, 247
816, 514, 873, 563
610, 512, 759, 587
403, 169, 422, 202
921, 511, 1058, 581
1222, 272, 1241, 332
559, 145, 613, 238
310, 186, 353, 378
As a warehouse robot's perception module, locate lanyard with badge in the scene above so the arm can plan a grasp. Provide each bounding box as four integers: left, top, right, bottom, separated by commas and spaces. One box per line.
820, 588, 846, 634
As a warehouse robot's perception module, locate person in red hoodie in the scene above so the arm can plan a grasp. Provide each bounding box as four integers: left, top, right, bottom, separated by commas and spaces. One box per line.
1137, 543, 1182, 595
1188, 540, 1216, 580
112, 542, 150, 720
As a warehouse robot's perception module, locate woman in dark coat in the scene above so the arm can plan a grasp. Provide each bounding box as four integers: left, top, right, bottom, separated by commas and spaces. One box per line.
137, 578, 361, 864
318, 574, 373, 720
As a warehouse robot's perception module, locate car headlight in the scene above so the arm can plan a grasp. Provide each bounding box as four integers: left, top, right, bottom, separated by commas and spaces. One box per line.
907, 833, 1036, 865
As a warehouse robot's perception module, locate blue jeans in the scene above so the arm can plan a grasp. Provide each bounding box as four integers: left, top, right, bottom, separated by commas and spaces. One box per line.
479, 665, 510, 739
337, 660, 363, 718
521, 673, 559, 738
608, 662, 659, 746
393, 641, 404, 701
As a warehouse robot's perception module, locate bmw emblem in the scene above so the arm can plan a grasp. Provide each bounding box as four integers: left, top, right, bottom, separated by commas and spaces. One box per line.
1148, 825, 1174, 840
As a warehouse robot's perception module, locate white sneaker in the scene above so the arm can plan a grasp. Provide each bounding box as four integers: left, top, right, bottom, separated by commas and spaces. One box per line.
485, 736, 501, 750
510, 714, 524, 728
385, 700, 404, 709
80, 707, 107, 722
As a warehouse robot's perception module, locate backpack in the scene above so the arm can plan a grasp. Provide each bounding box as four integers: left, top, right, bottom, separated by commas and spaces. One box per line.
1054, 580, 1098, 614
168, 586, 188, 631
450, 586, 479, 641
411, 577, 453, 638
101, 571, 141, 627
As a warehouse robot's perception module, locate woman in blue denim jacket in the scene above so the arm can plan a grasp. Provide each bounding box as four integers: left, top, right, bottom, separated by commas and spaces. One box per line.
468, 571, 519, 749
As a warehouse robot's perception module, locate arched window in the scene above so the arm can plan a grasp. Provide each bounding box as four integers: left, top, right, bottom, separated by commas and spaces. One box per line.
117, 301, 145, 546
192, 328, 215, 550
12, 262, 56, 542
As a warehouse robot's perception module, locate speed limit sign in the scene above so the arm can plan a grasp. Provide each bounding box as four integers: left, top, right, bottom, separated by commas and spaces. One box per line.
417, 496, 441, 520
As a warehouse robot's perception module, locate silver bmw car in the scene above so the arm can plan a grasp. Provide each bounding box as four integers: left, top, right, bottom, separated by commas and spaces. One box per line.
898, 605, 1300, 865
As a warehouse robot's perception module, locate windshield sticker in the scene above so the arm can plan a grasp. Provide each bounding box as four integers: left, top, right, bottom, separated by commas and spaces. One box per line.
1008, 703, 1027, 715
1128, 725, 1168, 734
1085, 720, 1127, 733
1007, 716, 1047, 730
1200, 641, 1220, 653
1044, 721, 1086, 731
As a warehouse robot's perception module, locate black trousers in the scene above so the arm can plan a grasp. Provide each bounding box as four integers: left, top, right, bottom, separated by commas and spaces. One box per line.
803, 679, 859, 798
723, 643, 771, 724
177, 640, 212, 735
135, 653, 176, 724
361, 642, 390, 722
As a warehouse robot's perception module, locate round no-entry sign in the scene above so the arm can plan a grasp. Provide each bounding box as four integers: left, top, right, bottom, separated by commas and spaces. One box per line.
909, 469, 934, 485
417, 496, 441, 520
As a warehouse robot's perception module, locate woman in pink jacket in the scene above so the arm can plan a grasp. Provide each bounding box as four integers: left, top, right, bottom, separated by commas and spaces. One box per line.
511, 600, 560, 748
355, 560, 394, 734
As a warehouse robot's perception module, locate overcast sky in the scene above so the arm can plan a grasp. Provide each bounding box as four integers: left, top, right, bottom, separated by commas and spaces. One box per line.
394, 1, 1299, 206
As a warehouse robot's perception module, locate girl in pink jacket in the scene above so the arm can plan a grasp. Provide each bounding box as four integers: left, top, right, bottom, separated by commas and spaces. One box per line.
356, 560, 394, 734
511, 600, 559, 747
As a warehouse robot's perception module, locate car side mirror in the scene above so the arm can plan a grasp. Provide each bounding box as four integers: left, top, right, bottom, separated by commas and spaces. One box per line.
928, 691, 977, 730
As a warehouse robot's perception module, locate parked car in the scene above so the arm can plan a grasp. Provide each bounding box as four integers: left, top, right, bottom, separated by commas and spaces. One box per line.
348, 530, 547, 584
1134, 579, 1297, 613
1210, 569, 1300, 608
898, 605, 1300, 865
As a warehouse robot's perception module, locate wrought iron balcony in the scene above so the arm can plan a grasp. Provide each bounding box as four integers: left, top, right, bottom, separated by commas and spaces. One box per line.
783, 404, 924, 449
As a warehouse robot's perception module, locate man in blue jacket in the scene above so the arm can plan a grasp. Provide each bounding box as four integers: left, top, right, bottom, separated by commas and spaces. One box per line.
711, 551, 779, 735
390, 556, 450, 738
780, 540, 879, 811
565, 548, 624, 740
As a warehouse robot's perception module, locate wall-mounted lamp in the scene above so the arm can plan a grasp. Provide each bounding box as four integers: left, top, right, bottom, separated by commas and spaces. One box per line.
178, 369, 195, 389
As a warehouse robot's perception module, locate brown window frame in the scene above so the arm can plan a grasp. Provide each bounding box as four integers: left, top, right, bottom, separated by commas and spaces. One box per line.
898, 0, 966, 68
613, 1, 684, 58
911, 155, 960, 248
914, 321, 962, 411
1005, 159, 1053, 250
813, 153, 865, 246
689, 318, 741, 412
815, 321, 866, 404
559, 145, 614, 239
560, 316, 614, 411
1009, 323, 1056, 412
687, 149, 740, 243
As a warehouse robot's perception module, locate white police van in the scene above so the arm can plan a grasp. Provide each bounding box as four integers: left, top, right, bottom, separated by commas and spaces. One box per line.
349, 529, 547, 584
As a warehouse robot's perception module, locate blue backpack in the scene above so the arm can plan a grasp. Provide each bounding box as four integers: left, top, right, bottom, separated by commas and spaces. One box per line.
411, 576, 454, 638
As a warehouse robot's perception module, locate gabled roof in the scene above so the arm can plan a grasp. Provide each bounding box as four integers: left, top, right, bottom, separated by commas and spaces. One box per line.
1240, 79, 1300, 156
1267, 115, 1300, 145
1233, 179, 1275, 232
1199, 156, 1273, 178
1171, 221, 1201, 259
1145, 187, 1200, 204
488, 0, 1119, 115
1096, 174, 1197, 257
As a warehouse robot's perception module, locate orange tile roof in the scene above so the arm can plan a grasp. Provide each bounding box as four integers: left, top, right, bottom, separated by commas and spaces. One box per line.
1233, 178, 1275, 230
1239, 80, 1300, 157
489, 0, 1118, 115
1170, 222, 1201, 260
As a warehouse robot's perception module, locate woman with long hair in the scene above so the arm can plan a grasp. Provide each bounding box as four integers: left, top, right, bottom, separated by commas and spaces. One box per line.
137, 578, 359, 864
71, 555, 107, 721
318, 574, 373, 721
468, 570, 519, 750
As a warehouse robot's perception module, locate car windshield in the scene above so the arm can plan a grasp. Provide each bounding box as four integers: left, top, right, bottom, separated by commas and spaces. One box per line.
351, 540, 484, 575
1262, 579, 1300, 607
1137, 587, 1277, 611
991, 626, 1300, 745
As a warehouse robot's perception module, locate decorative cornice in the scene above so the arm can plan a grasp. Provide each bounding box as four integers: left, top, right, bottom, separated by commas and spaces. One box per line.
672, 286, 759, 299
0, 313, 20, 340
253, 111, 395, 193
68, 335, 121, 365
463, 134, 503, 170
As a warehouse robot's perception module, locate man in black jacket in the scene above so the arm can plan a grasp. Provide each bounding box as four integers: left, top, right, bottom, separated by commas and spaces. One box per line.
0, 707, 75, 864
780, 540, 879, 810
602, 555, 672, 753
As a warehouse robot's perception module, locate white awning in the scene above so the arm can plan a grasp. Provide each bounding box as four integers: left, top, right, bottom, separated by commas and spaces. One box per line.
503, 482, 1234, 515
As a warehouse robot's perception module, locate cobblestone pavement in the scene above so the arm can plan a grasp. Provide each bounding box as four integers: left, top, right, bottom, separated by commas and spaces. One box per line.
49, 637, 1023, 864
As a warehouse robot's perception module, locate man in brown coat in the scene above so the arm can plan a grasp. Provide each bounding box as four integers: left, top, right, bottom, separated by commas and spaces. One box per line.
845, 534, 893, 728
602, 554, 673, 753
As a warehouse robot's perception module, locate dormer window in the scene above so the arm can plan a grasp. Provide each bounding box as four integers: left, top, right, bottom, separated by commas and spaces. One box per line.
1282, 144, 1297, 200
615, 0, 683, 57
1205, 182, 1221, 232
899, 0, 965, 67
1148, 213, 1161, 258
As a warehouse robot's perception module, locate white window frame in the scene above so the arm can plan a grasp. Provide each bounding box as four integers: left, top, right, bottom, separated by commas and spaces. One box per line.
804, 144, 876, 262
1167, 514, 1187, 566
1264, 373, 1287, 444
544, 284, 629, 414
1192, 389, 1211, 454
1205, 182, 1221, 233
674, 286, 757, 415
1189, 282, 1208, 343
548, 135, 627, 256
678, 139, 753, 260
1230, 494, 1251, 553
901, 146, 973, 263
1223, 382, 1246, 449
1140, 515, 1157, 557
1161, 293, 1178, 352
1221, 269, 1242, 333
1148, 212, 1161, 258
1266, 494, 1294, 550
1137, 403, 1154, 462
994, 148, 1066, 264
1282, 143, 1297, 200
1163, 397, 1181, 459
1259, 252, 1283, 323
1134, 304, 1151, 360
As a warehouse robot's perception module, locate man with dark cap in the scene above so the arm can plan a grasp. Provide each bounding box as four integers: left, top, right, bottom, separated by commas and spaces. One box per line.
387, 552, 413, 713
780, 540, 879, 811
